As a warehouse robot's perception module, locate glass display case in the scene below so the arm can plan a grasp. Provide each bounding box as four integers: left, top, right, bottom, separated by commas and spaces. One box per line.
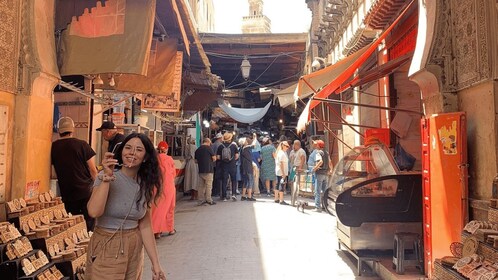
324, 143, 422, 251
330, 144, 397, 196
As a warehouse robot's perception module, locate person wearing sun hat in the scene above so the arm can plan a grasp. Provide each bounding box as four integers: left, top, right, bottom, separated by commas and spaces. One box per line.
51, 116, 98, 230
96, 121, 125, 153
151, 140, 177, 239
216, 132, 239, 201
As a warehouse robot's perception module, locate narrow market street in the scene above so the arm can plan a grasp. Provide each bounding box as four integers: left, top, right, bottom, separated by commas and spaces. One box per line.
143, 195, 380, 280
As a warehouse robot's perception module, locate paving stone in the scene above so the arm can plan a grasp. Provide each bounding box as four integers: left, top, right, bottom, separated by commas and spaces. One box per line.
142, 195, 380, 279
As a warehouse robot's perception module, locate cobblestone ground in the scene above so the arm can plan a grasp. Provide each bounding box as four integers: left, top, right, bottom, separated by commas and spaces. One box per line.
143, 194, 380, 280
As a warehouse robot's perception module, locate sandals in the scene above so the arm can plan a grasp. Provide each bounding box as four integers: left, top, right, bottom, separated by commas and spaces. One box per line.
155, 230, 176, 239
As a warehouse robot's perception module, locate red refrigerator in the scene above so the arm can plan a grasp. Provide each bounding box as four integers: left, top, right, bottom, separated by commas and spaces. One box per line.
421, 112, 468, 277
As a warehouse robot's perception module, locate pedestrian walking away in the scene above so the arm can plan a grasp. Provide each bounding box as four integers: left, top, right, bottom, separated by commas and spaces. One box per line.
240, 137, 256, 201
260, 137, 277, 197
195, 137, 216, 205
51, 117, 98, 230
217, 132, 239, 202
211, 132, 224, 197
151, 141, 177, 239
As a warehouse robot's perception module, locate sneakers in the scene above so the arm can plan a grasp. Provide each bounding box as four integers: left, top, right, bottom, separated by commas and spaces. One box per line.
231, 196, 237, 201
274, 200, 279, 203
266, 193, 272, 197
241, 196, 247, 201
313, 207, 322, 212
280, 201, 289, 206
247, 197, 256, 201
223, 198, 228, 202
207, 201, 217, 205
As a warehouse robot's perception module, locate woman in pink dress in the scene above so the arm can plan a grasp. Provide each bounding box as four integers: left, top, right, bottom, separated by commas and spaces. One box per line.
151, 141, 177, 239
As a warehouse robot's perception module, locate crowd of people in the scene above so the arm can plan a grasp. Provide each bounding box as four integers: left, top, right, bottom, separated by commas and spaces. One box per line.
182, 131, 334, 210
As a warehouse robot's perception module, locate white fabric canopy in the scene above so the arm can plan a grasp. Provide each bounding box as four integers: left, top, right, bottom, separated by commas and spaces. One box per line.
296, 100, 311, 133
218, 101, 272, 124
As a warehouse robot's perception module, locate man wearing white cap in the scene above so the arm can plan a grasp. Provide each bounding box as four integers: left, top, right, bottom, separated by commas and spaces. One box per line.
51, 117, 98, 229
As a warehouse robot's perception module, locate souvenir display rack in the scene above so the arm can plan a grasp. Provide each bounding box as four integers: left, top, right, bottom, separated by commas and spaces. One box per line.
0, 222, 68, 280
2, 192, 90, 280
433, 199, 498, 279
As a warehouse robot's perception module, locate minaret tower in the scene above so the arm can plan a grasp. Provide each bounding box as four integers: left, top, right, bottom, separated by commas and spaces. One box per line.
241, 0, 271, 33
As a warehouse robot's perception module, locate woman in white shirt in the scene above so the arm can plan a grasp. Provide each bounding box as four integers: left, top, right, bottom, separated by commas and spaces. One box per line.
274, 141, 290, 205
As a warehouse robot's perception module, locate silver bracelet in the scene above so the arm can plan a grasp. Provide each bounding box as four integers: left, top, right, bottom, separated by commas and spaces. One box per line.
98, 173, 116, 182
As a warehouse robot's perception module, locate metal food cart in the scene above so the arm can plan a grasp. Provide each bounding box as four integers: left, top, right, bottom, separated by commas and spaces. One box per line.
323, 143, 422, 251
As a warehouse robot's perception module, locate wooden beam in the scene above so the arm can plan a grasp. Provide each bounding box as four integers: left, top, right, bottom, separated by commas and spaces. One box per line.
199, 33, 308, 44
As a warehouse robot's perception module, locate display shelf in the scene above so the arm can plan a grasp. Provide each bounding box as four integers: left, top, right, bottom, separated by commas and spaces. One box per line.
31, 221, 86, 253
8, 203, 65, 232
0, 249, 52, 280
53, 253, 86, 278
0, 236, 31, 263
17, 262, 66, 280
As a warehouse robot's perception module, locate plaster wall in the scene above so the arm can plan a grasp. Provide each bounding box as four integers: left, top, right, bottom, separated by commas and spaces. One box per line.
359, 82, 381, 131
11, 0, 59, 200
0, 92, 15, 204
459, 81, 497, 200
12, 77, 55, 200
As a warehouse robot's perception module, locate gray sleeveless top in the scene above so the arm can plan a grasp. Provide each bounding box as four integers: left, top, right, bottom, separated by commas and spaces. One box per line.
93, 170, 146, 230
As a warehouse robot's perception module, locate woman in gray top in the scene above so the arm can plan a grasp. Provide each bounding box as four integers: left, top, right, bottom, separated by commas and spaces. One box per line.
86, 133, 166, 280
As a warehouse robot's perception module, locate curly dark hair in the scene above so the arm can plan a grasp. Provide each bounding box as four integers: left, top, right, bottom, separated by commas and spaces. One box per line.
114, 133, 163, 208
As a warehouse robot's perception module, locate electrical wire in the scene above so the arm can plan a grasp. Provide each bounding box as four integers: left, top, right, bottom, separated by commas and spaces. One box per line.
205, 51, 306, 60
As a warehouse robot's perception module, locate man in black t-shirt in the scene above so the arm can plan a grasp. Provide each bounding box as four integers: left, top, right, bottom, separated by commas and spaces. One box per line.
195, 138, 216, 205
51, 117, 98, 229
96, 121, 125, 153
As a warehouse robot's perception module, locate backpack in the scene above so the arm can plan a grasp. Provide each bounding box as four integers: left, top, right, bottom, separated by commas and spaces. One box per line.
221, 143, 234, 162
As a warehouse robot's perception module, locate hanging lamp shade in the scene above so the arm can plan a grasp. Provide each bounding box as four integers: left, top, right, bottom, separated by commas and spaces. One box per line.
240, 56, 251, 80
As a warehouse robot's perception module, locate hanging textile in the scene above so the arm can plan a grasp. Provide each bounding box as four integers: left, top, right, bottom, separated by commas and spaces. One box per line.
218, 101, 272, 124
115, 38, 179, 95
58, 0, 156, 75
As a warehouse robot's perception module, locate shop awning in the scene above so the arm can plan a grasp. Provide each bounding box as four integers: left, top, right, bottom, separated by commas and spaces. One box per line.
336, 51, 413, 94
275, 84, 298, 108
308, 0, 414, 111
295, 45, 371, 100
297, 0, 415, 132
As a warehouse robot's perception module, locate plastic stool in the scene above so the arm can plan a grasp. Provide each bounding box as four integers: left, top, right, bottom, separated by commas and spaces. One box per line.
393, 232, 423, 274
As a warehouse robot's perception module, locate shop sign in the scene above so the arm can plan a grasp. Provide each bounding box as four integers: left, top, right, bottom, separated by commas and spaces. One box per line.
24, 180, 40, 200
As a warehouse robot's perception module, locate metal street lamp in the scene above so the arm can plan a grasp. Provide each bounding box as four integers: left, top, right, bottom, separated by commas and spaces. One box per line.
241, 56, 251, 80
